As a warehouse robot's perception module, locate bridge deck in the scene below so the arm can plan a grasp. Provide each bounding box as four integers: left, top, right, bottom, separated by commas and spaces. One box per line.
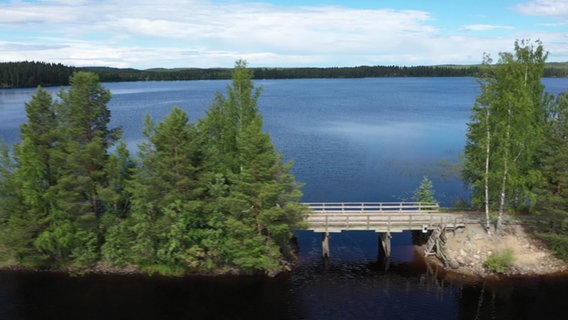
303, 202, 466, 233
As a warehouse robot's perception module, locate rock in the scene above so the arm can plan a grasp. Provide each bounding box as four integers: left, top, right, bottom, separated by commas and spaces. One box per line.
473, 254, 480, 260
456, 256, 466, 266
460, 249, 467, 256
448, 259, 460, 269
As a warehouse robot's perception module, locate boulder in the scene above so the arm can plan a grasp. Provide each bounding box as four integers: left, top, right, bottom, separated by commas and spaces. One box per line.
448, 259, 460, 269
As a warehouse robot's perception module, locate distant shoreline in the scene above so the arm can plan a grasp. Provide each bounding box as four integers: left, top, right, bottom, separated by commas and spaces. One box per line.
2, 61, 568, 89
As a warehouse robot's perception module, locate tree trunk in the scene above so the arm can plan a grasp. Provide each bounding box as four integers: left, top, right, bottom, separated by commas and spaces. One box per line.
497, 173, 507, 233
497, 107, 512, 233
484, 107, 491, 234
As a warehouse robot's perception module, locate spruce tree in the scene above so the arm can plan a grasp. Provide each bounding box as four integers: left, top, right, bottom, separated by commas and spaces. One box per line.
0, 141, 20, 261
200, 60, 307, 273
114, 107, 205, 273
536, 92, 568, 234
199, 59, 262, 175
413, 176, 436, 203
2, 87, 59, 265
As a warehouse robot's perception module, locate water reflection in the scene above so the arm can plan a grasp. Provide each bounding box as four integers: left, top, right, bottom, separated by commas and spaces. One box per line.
2, 250, 568, 319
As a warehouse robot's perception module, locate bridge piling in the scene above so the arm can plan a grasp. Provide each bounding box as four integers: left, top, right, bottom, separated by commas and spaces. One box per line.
303, 202, 466, 260
380, 232, 392, 258
322, 232, 330, 258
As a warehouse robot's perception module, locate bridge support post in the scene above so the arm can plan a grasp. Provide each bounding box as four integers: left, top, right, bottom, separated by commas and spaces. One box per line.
379, 232, 392, 258
322, 232, 330, 258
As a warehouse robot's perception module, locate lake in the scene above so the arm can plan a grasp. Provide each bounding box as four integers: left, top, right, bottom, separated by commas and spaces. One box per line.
1, 77, 568, 319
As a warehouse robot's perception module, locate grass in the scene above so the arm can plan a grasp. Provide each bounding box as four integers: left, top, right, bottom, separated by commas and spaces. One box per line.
483, 249, 515, 273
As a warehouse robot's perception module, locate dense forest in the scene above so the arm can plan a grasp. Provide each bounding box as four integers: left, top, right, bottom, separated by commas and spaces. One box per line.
463, 40, 568, 260
0, 61, 307, 276
2, 60, 567, 89
0, 61, 77, 88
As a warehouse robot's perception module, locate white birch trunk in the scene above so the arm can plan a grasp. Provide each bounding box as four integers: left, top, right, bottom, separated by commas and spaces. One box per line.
484, 107, 491, 234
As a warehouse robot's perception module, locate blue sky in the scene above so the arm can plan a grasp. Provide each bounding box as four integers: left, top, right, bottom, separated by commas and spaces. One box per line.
0, 0, 567, 68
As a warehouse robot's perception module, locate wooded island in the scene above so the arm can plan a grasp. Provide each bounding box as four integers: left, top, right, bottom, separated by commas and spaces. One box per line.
0, 61, 307, 276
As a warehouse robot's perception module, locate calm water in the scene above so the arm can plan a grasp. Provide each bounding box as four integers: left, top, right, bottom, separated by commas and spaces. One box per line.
1, 78, 568, 319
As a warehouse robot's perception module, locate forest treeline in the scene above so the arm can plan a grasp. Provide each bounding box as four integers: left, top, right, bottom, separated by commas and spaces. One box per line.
2, 60, 568, 88
0, 61, 77, 88
0, 61, 307, 276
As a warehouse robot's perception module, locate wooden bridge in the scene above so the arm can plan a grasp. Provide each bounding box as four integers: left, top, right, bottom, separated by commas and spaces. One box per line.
302, 202, 467, 259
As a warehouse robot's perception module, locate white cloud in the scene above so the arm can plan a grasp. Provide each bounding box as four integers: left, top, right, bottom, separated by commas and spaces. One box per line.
0, 0, 566, 68
460, 24, 515, 31
514, 0, 568, 17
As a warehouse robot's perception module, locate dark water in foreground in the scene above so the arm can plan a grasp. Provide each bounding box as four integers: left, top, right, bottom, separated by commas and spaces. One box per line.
2, 78, 568, 319
2, 246, 568, 319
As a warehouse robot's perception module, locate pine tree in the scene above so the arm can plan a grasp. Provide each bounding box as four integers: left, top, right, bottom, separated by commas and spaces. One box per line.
33, 72, 121, 266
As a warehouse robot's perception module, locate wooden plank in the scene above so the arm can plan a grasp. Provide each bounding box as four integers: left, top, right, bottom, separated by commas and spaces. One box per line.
301, 201, 467, 233
307, 212, 465, 232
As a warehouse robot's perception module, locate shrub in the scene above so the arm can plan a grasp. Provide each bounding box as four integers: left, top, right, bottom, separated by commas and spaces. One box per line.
535, 233, 568, 262
483, 249, 514, 273
451, 197, 470, 211
142, 264, 186, 277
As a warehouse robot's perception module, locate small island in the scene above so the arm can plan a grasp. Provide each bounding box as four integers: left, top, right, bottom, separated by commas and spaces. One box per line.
0, 60, 308, 276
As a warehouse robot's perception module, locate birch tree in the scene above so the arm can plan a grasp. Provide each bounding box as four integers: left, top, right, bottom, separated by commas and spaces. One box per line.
464, 40, 548, 232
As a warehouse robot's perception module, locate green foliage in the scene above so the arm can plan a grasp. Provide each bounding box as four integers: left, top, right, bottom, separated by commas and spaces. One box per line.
141, 264, 186, 277
107, 61, 305, 275
413, 176, 436, 203
79, 65, 483, 82
535, 233, 568, 262
1, 87, 58, 265
463, 40, 549, 231
483, 249, 514, 273
0, 61, 75, 88
80, 64, 568, 82
3, 60, 567, 89
101, 215, 133, 266
534, 93, 568, 219
451, 197, 470, 211
1, 62, 305, 276
1, 72, 123, 268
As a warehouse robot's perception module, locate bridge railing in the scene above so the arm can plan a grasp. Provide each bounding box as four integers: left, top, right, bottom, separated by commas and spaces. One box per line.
300, 202, 465, 232
305, 212, 465, 232
302, 202, 440, 213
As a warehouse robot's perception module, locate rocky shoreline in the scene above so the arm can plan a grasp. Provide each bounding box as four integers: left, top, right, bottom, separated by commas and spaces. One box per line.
0, 254, 296, 277
423, 220, 568, 278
